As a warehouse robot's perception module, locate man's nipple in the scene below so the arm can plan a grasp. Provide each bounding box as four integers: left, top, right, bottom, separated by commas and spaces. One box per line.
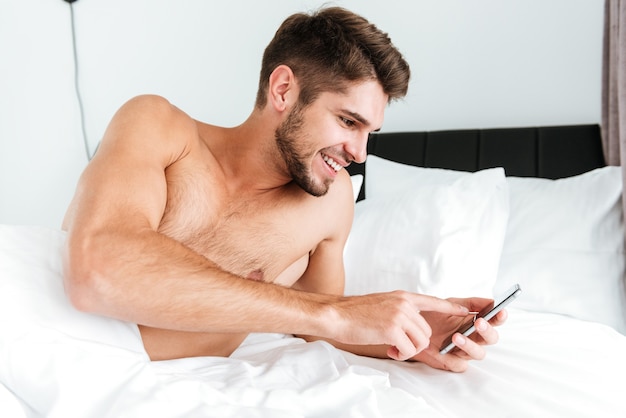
246, 269, 265, 282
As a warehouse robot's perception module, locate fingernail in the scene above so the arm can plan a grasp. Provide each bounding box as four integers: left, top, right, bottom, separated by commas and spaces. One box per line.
455, 334, 466, 346
476, 319, 487, 331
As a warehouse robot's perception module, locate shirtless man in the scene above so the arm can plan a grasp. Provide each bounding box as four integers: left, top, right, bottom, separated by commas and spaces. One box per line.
62, 7, 505, 372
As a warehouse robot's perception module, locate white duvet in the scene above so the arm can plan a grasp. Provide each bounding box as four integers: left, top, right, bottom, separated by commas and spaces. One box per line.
156, 311, 626, 418
1, 225, 625, 418
3, 313, 626, 417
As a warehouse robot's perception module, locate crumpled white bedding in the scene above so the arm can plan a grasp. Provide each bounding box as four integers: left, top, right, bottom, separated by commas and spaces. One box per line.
154, 310, 626, 418
1, 225, 626, 418
4, 311, 626, 418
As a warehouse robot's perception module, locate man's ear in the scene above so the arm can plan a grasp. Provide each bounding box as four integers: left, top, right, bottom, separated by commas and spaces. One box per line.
268, 65, 298, 112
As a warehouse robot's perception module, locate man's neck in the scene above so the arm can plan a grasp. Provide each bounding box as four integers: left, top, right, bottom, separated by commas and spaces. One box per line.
209, 111, 293, 195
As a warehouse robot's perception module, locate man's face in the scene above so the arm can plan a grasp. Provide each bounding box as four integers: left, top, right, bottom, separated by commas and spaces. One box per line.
275, 80, 387, 197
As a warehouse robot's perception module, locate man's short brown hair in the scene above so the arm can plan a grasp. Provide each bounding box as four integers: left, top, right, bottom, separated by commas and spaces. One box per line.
255, 7, 410, 109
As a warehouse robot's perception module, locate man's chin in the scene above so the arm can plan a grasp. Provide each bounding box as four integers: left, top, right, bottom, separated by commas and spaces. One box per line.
297, 177, 331, 197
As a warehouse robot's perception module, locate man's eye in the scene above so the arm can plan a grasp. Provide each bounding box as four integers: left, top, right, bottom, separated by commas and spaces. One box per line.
340, 117, 355, 127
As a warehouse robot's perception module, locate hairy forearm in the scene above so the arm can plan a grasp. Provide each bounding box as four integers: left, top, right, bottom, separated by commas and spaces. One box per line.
64, 223, 471, 363
63, 227, 335, 336
298, 335, 398, 360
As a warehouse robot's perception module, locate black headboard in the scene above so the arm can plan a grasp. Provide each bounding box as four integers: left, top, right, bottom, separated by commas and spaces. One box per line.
347, 124, 606, 201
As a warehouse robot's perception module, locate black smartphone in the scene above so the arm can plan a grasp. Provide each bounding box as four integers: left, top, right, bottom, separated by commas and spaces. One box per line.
439, 284, 522, 355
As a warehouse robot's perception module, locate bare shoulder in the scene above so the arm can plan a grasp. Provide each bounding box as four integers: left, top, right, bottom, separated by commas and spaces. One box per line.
329, 169, 356, 207
113, 94, 193, 128
116, 94, 189, 121
101, 95, 199, 163
311, 169, 355, 240
290, 169, 355, 294
62, 95, 203, 232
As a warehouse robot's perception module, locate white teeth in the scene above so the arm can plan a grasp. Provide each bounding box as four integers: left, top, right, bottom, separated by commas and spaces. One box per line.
323, 154, 342, 172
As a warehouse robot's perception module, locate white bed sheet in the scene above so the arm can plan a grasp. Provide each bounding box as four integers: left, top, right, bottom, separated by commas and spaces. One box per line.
0, 382, 25, 418
154, 309, 626, 418
2, 225, 625, 417
5, 311, 625, 417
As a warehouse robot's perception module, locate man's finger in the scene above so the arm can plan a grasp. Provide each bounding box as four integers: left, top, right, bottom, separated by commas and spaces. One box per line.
452, 332, 486, 360
387, 332, 420, 361
473, 317, 500, 345
388, 312, 433, 360
410, 293, 470, 316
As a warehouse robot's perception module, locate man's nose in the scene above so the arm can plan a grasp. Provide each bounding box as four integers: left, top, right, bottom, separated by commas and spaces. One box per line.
346, 133, 369, 164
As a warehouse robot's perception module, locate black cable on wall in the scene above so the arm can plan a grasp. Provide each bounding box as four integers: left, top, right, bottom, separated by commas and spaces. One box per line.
65, 0, 92, 161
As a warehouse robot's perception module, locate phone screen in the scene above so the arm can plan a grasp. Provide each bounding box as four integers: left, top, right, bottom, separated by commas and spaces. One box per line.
438, 284, 522, 355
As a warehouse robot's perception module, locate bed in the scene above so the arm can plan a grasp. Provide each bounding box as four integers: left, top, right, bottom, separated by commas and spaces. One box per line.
1, 124, 625, 417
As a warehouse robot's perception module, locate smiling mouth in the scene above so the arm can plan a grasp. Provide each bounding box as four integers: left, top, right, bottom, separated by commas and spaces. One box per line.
322, 153, 343, 172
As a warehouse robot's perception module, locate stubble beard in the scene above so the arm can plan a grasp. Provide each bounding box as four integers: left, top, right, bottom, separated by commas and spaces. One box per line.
274, 106, 331, 197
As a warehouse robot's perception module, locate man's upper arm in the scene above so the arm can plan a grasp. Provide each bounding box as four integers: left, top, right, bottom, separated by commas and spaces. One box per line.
293, 171, 355, 296
61, 95, 200, 312
63, 95, 194, 233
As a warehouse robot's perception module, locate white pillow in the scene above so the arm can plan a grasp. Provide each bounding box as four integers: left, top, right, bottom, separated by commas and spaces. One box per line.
494, 166, 626, 334
365, 155, 468, 199
344, 161, 509, 299
350, 174, 363, 202
0, 225, 147, 413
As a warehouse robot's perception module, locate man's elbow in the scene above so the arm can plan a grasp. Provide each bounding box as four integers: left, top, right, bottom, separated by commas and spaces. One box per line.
62, 238, 110, 314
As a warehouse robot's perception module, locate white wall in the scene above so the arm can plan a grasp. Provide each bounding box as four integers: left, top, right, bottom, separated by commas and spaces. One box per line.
0, 0, 604, 228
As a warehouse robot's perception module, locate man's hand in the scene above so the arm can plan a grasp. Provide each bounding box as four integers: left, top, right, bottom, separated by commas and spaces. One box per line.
328, 291, 470, 361
414, 297, 508, 372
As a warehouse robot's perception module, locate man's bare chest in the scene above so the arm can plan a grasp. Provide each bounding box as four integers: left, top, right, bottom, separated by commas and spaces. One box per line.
157, 171, 323, 286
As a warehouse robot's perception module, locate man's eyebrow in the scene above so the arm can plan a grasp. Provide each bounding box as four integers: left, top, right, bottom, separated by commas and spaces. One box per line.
341, 109, 381, 132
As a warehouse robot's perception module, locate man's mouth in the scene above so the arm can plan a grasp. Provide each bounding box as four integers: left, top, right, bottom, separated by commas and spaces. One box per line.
322, 153, 343, 172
